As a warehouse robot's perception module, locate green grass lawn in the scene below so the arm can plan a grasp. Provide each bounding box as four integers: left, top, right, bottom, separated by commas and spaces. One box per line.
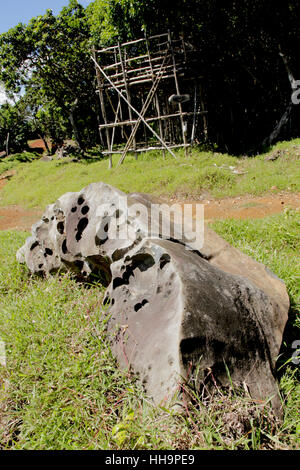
0, 209, 299, 449
0, 140, 299, 449
0, 139, 300, 209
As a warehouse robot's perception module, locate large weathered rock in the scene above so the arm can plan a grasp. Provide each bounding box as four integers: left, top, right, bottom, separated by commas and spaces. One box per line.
16, 182, 289, 415
106, 237, 286, 413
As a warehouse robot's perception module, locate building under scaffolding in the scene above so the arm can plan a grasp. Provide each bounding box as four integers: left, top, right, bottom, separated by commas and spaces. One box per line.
91, 31, 207, 167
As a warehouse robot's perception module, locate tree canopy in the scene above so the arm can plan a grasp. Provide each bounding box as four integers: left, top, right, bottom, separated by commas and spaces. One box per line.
0, 0, 300, 155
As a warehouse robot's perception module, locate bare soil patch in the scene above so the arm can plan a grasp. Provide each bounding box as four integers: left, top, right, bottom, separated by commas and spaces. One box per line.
0, 205, 42, 231
0, 172, 42, 231
176, 191, 300, 221
0, 171, 299, 231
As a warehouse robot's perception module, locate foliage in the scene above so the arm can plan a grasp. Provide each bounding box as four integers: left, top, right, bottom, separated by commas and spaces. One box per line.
0, 1, 98, 149
1, 1, 300, 153
0, 101, 31, 153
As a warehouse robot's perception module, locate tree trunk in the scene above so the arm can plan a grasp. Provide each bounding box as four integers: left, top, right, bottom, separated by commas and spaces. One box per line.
263, 48, 297, 147
69, 98, 82, 149
263, 103, 293, 147
38, 134, 51, 155
5, 132, 9, 156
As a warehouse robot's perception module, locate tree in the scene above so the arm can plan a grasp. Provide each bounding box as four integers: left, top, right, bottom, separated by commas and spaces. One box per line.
0, 101, 31, 154
0, 0, 99, 150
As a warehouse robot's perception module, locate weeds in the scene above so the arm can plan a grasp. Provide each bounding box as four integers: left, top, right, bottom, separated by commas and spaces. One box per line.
0, 140, 299, 449
0, 139, 299, 209
0, 209, 299, 449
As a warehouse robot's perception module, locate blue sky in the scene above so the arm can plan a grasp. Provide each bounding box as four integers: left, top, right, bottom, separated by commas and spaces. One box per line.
0, 0, 94, 34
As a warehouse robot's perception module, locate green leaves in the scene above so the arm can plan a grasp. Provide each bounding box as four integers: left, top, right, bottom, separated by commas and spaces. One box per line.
0, 1, 98, 150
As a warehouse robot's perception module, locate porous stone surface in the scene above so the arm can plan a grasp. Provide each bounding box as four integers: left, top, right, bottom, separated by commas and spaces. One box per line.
17, 182, 289, 415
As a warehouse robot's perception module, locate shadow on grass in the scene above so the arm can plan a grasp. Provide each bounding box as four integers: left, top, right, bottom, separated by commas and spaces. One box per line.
275, 297, 300, 381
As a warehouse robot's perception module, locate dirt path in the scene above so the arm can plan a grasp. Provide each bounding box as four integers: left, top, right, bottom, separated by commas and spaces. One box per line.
0, 172, 299, 231
182, 191, 300, 222
0, 172, 42, 231
0, 206, 42, 231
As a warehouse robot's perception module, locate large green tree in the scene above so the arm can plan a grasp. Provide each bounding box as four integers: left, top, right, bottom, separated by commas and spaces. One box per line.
0, 0, 98, 149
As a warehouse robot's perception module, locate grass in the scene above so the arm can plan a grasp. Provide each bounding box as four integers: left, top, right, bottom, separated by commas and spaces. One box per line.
0, 139, 300, 209
0, 209, 299, 449
0, 139, 299, 449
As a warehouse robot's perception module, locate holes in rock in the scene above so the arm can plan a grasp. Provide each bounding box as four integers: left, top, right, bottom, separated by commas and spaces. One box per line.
159, 254, 171, 270
168, 356, 174, 366
156, 286, 162, 294
82, 271, 87, 277
114, 209, 123, 219
42, 217, 49, 223
132, 253, 155, 272
103, 296, 114, 306
142, 375, 149, 385
81, 205, 89, 215
75, 217, 89, 242
44, 248, 53, 257
38, 264, 43, 269
112, 254, 155, 290
134, 299, 149, 312
95, 218, 110, 246
85, 257, 112, 287
57, 222, 65, 234
30, 241, 39, 251
71, 206, 77, 213
95, 233, 108, 247
62, 239, 68, 254
74, 260, 84, 270
111, 239, 140, 263
77, 196, 85, 205
113, 273, 132, 290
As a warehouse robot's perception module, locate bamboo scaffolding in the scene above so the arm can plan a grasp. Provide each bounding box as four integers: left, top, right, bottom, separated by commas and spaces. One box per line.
92, 49, 111, 163
98, 111, 206, 129
102, 143, 189, 155
118, 43, 137, 159
91, 55, 177, 159
168, 30, 188, 156
96, 33, 169, 53
102, 53, 169, 71
108, 62, 175, 80
117, 45, 170, 166
92, 31, 206, 164
145, 32, 165, 157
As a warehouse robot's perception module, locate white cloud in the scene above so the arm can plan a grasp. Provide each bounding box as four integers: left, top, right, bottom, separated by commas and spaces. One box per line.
0, 86, 7, 105
0, 85, 10, 105
0, 84, 16, 106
